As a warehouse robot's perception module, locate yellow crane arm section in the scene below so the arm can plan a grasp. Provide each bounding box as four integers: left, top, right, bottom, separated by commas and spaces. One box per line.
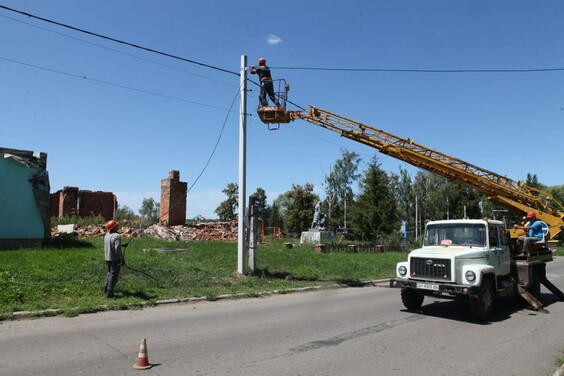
284, 106, 564, 239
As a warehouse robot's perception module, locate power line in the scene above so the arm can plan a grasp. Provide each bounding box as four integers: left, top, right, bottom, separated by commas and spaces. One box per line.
0, 56, 235, 113
273, 66, 564, 74
0, 4, 239, 77
158, 85, 241, 222
3, 5, 563, 79
188, 86, 241, 193
0, 13, 239, 88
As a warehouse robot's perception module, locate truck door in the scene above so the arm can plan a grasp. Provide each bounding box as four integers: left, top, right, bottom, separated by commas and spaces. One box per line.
489, 225, 510, 275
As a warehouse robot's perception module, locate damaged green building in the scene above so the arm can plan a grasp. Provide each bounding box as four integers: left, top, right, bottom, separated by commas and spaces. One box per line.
0, 147, 51, 249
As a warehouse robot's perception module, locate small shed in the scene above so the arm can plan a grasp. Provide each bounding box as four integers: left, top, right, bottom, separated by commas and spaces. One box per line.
0, 147, 51, 249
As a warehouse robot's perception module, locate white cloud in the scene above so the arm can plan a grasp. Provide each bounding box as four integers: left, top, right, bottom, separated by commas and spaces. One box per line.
266, 34, 283, 45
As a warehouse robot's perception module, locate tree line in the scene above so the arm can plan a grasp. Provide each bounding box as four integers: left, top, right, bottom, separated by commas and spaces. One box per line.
214, 149, 564, 246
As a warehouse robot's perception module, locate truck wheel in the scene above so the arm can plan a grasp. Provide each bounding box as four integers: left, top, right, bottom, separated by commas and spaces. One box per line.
469, 279, 494, 320
401, 288, 424, 310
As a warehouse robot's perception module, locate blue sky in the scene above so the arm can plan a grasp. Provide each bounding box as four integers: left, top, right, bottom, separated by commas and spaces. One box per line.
1, 1, 563, 219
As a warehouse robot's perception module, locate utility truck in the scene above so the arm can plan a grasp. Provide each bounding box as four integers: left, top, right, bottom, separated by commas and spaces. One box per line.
390, 218, 562, 320
255, 80, 564, 320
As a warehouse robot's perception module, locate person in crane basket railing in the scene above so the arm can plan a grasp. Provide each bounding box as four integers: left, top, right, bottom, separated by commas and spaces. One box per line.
250, 57, 280, 108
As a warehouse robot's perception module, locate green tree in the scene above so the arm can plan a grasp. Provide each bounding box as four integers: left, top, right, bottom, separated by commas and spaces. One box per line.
284, 183, 319, 234
116, 204, 137, 221
444, 181, 482, 219
269, 201, 284, 230
272, 192, 292, 232
351, 156, 398, 241
250, 187, 271, 226
413, 172, 484, 223
393, 167, 414, 234
413, 171, 445, 225
525, 173, 542, 189
215, 182, 238, 221
548, 185, 564, 208
323, 149, 361, 229
139, 197, 160, 224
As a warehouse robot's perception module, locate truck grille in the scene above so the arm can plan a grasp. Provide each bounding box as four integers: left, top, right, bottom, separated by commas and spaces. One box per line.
410, 257, 451, 281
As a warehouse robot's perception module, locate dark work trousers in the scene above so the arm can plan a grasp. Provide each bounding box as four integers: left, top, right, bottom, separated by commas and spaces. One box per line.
104, 260, 121, 296
259, 80, 279, 107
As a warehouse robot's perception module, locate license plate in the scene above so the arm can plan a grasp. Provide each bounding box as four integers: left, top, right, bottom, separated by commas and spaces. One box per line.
417, 282, 439, 291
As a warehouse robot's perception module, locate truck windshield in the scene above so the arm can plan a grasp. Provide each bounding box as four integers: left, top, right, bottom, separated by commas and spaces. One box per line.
424, 223, 487, 247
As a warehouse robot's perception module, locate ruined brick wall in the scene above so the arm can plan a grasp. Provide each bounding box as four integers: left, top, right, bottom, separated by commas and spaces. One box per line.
78, 190, 117, 221
160, 170, 187, 226
49, 194, 60, 218
50, 187, 116, 221
51, 186, 79, 218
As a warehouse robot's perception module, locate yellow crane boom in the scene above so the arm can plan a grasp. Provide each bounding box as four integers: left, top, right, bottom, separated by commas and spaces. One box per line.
258, 104, 564, 239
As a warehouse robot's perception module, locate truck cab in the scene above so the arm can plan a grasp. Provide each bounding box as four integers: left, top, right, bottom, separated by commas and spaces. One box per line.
391, 219, 512, 320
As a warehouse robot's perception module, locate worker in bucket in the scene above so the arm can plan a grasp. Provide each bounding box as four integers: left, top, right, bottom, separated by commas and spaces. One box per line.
250, 57, 280, 107
514, 211, 544, 255
103, 219, 125, 298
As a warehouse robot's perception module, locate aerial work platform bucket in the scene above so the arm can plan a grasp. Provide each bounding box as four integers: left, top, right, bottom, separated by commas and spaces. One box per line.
257, 106, 291, 125
256, 79, 291, 129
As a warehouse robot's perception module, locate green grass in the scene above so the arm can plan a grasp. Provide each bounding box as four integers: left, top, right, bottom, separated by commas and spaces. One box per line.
557, 349, 564, 369
0, 238, 407, 318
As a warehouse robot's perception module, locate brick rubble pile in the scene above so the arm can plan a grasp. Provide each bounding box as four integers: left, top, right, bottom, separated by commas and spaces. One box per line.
51, 219, 238, 242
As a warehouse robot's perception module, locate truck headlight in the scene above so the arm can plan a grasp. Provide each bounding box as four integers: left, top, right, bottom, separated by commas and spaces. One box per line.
398, 266, 407, 276
465, 270, 476, 282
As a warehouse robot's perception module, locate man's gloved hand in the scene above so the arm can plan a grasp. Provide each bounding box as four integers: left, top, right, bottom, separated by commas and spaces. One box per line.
120, 258, 126, 266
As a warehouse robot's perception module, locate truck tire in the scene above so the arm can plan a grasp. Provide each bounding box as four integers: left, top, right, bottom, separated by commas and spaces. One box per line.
469, 279, 494, 320
401, 288, 424, 310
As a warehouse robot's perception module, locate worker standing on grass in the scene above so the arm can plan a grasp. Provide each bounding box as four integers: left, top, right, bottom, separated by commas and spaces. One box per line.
103, 220, 124, 298
250, 57, 280, 107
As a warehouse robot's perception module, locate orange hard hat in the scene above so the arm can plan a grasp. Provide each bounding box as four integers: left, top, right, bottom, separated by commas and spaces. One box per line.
258, 57, 266, 65
105, 219, 119, 231
526, 211, 536, 219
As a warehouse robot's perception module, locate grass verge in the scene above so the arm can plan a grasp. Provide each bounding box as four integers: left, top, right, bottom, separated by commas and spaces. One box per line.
0, 237, 407, 318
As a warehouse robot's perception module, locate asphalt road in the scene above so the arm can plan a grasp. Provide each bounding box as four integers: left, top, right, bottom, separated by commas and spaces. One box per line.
1, 257, 563, 376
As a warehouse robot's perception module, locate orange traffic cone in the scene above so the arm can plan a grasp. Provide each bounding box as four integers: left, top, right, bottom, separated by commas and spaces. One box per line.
132, 338, 152, 370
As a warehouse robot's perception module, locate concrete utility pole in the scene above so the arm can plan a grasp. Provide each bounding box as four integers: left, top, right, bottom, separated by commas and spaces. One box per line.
238, 55, 248, 275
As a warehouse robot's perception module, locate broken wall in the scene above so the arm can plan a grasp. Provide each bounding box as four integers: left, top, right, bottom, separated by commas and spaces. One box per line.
78, 190, 117, 220
0, 147, 51, 249
50, 187, 116, 221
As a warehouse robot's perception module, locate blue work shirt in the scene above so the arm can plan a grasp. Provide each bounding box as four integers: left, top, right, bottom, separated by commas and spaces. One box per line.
528, 220, 544, 239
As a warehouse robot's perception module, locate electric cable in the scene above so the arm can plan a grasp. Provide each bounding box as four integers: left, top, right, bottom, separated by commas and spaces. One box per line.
121, 242, 160, 283
0, 56, 235, 113
188, 85, 241, 192
272, 66, 564, 74
0, 4, 239, 77
0, 13, 238, 88
157, 84, 242, 223
5, 6, 562, 76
